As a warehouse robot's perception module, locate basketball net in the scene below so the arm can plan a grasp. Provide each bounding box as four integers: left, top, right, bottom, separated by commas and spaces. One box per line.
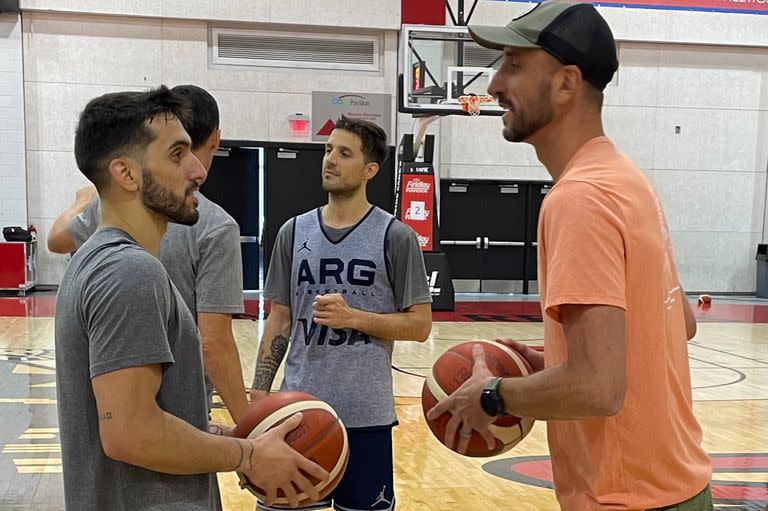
457, 94, 495, 116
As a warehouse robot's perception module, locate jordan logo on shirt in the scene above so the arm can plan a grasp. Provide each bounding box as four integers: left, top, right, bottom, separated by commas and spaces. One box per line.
370, 485, 391, 507
298, 238, 311, 253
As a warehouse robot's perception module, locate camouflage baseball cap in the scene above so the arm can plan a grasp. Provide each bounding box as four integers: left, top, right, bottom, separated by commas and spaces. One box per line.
469, 1, 618, 90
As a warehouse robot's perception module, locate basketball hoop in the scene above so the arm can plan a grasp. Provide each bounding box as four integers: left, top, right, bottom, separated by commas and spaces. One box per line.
457, 94, 495, 116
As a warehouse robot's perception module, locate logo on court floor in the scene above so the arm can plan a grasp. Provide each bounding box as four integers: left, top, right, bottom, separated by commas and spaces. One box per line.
0, 349, 55, 370
483, 454, 768, 509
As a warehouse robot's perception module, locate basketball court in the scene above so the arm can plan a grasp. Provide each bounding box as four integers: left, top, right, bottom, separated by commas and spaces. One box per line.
1, 0, 768, 509
0, 292, 765, 510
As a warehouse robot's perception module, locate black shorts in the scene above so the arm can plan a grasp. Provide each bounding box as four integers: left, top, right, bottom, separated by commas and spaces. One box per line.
258, 425, 396, 511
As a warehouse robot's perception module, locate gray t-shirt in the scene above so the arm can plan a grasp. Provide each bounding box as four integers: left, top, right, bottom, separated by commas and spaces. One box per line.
54, 228, 219, 511
266, 211, 432, 311
69, 193, 244, 319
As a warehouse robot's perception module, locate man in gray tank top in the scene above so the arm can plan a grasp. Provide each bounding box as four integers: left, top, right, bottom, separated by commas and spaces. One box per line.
54, 86, 327, 511
48, 85, 249, 424
250, 117, 433, 511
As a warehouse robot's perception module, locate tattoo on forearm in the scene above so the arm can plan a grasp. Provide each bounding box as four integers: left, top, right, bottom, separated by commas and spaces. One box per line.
209, 424, 224, 436
251, 334, 289, 390
99, 411, 112, 421
234, 440, 254, 471
246, 442, 253, 470
235, 440, 244, 470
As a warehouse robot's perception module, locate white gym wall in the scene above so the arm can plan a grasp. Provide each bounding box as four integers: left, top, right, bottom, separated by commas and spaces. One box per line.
0, 13, 27, 230
438, 0, 768, 292
13, 0, 768, 291
18, 0, 400, 284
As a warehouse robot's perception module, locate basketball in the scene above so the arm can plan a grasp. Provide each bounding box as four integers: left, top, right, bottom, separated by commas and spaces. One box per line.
233, 391, 349, 507
422, 340, 535, 457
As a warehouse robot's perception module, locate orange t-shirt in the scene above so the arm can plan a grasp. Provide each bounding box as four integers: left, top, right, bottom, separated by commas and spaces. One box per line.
537, 137, 712, 510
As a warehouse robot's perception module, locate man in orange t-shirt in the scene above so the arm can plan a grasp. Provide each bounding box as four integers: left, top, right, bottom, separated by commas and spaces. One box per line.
427, 2, 713, 510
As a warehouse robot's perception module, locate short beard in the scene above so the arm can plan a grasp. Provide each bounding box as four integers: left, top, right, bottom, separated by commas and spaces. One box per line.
322, 180, 360, 198
321, 167, 362, 198
502, 81, 554, 143
141, 169, 198, 226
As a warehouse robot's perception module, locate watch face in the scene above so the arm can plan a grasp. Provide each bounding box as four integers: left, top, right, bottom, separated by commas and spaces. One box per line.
480, 392, 494, 416
481, 378, 504, 417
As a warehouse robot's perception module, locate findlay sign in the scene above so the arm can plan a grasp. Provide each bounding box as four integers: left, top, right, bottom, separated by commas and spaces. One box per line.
499, 0, 768, 14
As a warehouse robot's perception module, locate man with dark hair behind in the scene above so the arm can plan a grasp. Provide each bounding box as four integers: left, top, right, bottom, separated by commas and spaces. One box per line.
249, 116, 433, 511
49, 84, 249, 424
55, 86, 327, 511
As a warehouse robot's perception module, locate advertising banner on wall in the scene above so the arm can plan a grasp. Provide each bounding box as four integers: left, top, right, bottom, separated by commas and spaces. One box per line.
497, 0, 768, 15
312, 92, 392, 142
396, 162, 439, 252
400, 174, 436, 251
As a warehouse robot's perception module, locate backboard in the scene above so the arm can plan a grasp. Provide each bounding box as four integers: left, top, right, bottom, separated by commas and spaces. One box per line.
398, 25, 504, 117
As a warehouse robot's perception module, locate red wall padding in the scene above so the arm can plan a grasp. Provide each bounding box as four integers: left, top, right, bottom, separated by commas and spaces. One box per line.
402, 0, 446, 25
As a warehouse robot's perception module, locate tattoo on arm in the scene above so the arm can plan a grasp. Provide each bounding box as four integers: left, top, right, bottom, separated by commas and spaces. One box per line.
234, 439, 254, 471
246, 442, 254, 470
251, 334, 289, 391
235, 440, 244, 470
99, 411, 112, 421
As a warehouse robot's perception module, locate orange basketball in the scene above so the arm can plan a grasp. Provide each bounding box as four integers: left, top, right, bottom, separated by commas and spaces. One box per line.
233, 391, 348, 507
422, 339, 535, 457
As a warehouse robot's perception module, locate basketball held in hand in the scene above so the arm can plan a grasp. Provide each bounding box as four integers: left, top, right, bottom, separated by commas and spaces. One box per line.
233, 391, 349, 507
422, 340, 535, 457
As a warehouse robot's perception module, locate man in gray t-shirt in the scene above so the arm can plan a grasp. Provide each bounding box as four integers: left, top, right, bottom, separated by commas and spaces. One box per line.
57, 229, 220, 510
55, 86, 326, 511
49, 85, 248, 424
250, 118, 432, 511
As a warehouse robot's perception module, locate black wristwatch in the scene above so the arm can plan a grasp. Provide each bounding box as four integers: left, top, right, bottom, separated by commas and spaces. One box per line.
480, 377, 507, 417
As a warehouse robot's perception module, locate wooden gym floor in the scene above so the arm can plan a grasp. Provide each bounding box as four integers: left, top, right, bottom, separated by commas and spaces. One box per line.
0, 293, 765, 510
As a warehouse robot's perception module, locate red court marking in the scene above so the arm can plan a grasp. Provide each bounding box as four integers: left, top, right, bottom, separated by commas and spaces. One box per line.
507, 455, 768, 479
429, 300, 768, 323
512, 459, 554, 481
712, 455, 768, 470
693, 303, 768, 323
711, 485, 768, 501
431, 301, 545, 321
5, 294, 768, 324
0, 295, 57, 317
491, 454, 768, 505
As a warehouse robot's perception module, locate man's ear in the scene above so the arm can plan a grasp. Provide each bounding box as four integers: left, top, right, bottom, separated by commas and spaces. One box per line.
551, 64, 582, 106
363, 162, 380, 181
208, 128, 221, 152
107, 157, 140, 192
